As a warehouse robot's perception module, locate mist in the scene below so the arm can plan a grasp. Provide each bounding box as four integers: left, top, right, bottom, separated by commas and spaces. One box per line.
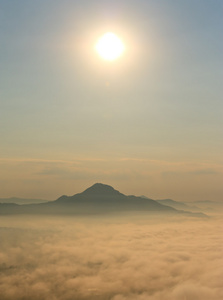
0, 214, 222, 300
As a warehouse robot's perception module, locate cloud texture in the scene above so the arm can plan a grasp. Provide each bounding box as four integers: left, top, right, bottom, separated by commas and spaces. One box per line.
0, 215, 222, 300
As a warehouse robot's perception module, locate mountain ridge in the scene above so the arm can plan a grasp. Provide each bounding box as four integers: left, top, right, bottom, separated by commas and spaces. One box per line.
0, 183, 206, 217
0, 197, 48, 205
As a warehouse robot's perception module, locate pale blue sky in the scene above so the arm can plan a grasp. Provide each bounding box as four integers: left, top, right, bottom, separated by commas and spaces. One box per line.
0, 0, 222, 200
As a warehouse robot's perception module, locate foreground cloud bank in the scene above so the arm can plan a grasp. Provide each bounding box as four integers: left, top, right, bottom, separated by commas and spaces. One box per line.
0, 215, 222, 300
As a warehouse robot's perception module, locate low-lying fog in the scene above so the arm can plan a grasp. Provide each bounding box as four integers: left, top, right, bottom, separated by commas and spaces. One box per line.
0, 214, 222, 300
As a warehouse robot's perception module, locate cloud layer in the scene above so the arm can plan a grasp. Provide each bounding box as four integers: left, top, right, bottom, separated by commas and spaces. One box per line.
0, 214, 222, 300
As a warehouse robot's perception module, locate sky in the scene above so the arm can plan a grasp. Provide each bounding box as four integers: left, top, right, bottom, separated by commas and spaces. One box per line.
0, 0, 222, 201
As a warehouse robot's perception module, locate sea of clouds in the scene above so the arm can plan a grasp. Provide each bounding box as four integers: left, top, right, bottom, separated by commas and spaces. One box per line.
0, 214, 222, 300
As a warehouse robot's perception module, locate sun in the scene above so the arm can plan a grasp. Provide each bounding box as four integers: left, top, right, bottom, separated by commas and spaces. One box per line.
95, 32, 125, 61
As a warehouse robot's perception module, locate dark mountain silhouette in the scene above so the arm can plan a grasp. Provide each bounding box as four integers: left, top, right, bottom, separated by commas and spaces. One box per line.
0, 183, 206, 216
82, 183, 124, 196
49, 183, 175, 214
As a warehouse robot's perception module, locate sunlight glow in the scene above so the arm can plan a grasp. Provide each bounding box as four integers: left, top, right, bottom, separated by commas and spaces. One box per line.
95, 32, 125, 61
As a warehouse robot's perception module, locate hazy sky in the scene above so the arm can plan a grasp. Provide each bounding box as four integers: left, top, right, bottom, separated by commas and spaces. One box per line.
0, 0, 222, 201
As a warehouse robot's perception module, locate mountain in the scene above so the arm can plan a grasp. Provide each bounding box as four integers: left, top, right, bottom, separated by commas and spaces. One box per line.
48, 183, 176, 215
155, 199, 200, 211
0, 183, 206, 216
154, 198, 222, 213
0, 203, 20, 214
0, 197, 48, 205
82, 183, 124, 196
189, 200, 223, 212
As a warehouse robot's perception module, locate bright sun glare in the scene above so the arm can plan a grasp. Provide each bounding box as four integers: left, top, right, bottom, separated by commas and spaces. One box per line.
95, 32, 125, 61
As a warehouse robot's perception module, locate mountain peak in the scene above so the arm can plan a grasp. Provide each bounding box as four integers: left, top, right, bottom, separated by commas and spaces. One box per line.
82, 183, 123, 196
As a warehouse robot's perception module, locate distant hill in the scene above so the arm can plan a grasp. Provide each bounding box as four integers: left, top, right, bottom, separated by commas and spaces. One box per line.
155, 198, 223, 213
155, 199, 200, 211
0, 183, 206, 217
141, 196, 221, 214
189, 200, 223, 212
0, 197, 48, 205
